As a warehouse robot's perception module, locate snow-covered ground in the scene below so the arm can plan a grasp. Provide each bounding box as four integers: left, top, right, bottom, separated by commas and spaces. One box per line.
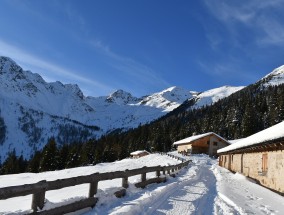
0, 153, 283, 215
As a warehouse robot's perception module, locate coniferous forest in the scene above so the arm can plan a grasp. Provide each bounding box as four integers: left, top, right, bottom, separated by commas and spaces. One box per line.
1, 82, 284, 175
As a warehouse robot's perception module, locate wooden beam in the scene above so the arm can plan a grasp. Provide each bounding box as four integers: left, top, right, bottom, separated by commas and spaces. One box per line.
0, 180, 47, 200
34, 197, 98, 215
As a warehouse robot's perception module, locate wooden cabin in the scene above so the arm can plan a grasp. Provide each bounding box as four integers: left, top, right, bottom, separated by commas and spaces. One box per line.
218, 121, 284, 195
130, 150, 150, 159
173, 132, 230, 157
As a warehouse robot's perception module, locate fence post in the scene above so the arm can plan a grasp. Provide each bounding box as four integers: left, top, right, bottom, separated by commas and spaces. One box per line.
162, 167, 166, 175
89, 180, 98, 198
156, 166, 161, 178
141, 166, 146, 183
31, 180, 46, 212
122, 169, 129, 188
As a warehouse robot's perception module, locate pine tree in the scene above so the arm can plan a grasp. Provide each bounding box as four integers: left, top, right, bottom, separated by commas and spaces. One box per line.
39, 138, 59, 172
65, 144, 82, 168
0, 150, 27, 174
27, 151, 42, 173
58, 144, 70, 169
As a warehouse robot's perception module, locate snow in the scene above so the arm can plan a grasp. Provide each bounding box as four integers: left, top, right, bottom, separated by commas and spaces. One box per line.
192, 86, 245, 109
262, 65, 284, 87
137, 86, 195, 112
218, 120, 284, 153
1, 153, 283, 215
0, 154, 180, 214
0, 56, 245, 160
173, 132, 229, 145
229, 138, 245, 144
130, 150, 149, 156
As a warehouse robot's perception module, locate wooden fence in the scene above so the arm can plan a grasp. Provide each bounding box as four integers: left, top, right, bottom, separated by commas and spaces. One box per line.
0, 160, 190, 215
166, 152, 187, 162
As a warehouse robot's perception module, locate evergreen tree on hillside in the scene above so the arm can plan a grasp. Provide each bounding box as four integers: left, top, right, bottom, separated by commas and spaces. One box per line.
58, 144, 70, 169
65, 143, 82, 168
2, 83, 284, 175
39, 138, 59, 172
0, 116, 6, 146
27, 151, 42, 173
0, 150, 27, 174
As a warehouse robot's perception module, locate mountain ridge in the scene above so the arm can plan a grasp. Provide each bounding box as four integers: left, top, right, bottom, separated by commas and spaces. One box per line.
1, 56, 282, 161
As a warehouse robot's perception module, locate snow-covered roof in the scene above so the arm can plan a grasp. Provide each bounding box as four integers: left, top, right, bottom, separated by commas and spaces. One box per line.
130, 150, 149, 155
173, 132, 228, 145
228, 138, 245, 144
218, 121, 284, 153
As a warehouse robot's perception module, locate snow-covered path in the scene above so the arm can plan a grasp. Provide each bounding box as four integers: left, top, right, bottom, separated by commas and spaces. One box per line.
0, 153, 283, 214
89, 155, 284, 215
143, 157, 218, 215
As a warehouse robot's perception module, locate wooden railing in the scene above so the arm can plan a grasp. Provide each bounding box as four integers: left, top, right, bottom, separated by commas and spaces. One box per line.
167, 153, 187, 162
0, 160, 190, 215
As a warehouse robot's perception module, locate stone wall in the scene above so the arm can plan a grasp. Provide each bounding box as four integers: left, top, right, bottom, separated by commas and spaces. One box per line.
219, 150, 284, 194
208, 136, 229, 156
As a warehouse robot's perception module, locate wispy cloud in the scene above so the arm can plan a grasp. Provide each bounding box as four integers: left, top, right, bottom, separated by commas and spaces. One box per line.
89, 39, 170, 91
198, 60, 258, 84
257, 16, 284, 46
52, 2, 171, 95
0, 39, 112, 95
204, 0, 284, 47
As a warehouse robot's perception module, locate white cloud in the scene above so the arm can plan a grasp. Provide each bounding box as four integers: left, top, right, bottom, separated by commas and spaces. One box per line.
0, 39, 112, 96
257, 17, 284, 46
89, 39, 170, 89
198, 60, 258, 83
204, 0, 284, 47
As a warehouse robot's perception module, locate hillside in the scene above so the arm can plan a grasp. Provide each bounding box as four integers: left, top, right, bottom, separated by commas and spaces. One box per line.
88, 70, 284, 158
0, 56, 242, 161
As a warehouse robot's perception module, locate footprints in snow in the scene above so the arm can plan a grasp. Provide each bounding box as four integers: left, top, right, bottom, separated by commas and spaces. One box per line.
259, 204, 277, 215
245, 194, 277, 215
246, 194, 262, 201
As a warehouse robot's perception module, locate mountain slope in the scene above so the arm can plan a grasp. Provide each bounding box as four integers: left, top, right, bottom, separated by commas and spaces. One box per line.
0, 56, 243, 161
191, 85, 245, 109
88, 66, 284, 157
85, 86, 201, 131
261, 65, 284, 87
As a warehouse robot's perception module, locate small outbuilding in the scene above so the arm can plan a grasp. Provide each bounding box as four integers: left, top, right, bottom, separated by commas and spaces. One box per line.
173, 132, 230, 156
218, 121, 284, 195
130, 150, 150, 159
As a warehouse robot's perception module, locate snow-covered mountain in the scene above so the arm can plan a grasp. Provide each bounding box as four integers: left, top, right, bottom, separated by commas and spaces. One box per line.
0, 57, 102, 161
191, 85, 245, 109
0, 56, 244, 160
260, 65, 284, 87
137, 86, 198, 112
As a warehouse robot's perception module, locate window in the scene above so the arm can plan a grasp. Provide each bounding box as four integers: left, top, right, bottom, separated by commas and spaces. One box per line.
231, 154, 234, 162
207, 141, 210, 145
213, 142, 218, 146
262, 154, 268, 172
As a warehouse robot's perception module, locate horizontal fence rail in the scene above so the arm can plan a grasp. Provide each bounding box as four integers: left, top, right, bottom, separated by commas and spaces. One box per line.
163, 152, 188, 162
0, 158, 190, 215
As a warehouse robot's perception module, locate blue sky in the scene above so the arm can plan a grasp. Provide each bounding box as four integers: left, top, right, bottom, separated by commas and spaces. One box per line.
1, 0, 284, 97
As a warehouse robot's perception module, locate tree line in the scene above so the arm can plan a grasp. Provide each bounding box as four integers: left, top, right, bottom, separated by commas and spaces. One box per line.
1, 82, 284, 174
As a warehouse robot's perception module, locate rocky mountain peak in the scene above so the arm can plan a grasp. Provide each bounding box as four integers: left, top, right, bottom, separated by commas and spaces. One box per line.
0, 56, 246, 162
65, 84, 85, 100
0, 56, 24, 76
261, 65, 284, 87
106, 89, 138, 104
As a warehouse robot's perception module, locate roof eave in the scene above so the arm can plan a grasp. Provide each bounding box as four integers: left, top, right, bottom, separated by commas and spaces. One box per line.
218, 138, 284, 154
